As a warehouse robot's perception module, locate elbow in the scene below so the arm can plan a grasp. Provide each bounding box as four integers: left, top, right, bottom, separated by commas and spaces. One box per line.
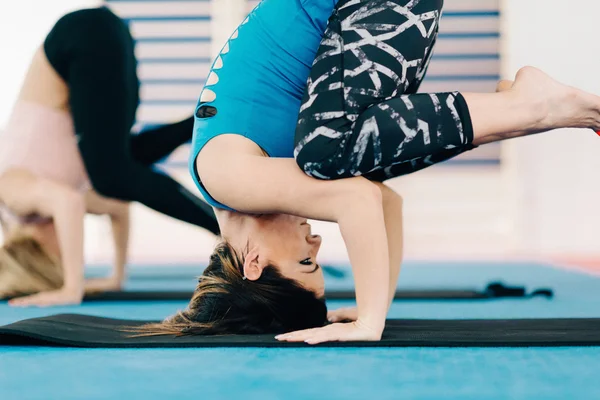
84, 155, 134, 200
355, 179, 383, 205
91, 178, 123, 199
111, 202, 131, 221
57, 187, 85, 214
336, 178, 383, 215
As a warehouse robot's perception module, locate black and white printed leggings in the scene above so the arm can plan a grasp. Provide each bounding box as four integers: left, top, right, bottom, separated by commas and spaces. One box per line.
294, 0, 475, 181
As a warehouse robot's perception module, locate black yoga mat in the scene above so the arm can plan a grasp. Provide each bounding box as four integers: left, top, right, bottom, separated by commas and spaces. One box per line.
2, 314, 597, 348
81, 282, 553, 302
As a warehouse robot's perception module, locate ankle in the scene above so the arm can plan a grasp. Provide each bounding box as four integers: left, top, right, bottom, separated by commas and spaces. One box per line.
508, 89, 548, 132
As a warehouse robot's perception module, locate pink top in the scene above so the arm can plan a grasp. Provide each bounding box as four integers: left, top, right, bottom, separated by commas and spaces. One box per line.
0, 101, 90, 227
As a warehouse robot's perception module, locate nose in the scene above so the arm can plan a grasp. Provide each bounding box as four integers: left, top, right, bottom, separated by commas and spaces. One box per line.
307, 234, 322, 252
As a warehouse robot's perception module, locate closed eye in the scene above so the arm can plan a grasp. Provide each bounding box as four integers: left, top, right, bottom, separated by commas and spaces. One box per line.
299, 258, 312, 266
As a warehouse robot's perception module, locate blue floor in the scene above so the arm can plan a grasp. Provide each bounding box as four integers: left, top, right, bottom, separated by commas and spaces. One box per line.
2, 262, 600, 400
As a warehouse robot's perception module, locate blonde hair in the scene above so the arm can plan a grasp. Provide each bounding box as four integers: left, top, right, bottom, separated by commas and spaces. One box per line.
0, 234, 63, 299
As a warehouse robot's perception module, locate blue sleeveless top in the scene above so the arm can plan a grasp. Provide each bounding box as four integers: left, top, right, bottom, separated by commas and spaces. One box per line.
189, 0, 337, 210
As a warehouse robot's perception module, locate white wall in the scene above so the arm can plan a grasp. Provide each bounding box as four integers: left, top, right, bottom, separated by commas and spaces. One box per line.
212, 0, 246, 57
502, 0, 600, 257
0, 0, 103, 252
4, 0, 596, 264
0, 0, 101, 127
15, 1, 587, 264
113, 0, 512, 264
1, 0, 516, 265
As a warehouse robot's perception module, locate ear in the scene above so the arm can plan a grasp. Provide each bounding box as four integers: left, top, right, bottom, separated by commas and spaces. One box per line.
242, 245, 267, 281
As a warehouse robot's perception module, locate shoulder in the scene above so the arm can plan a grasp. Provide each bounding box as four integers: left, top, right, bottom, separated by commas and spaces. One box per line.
196, 140, 380, 220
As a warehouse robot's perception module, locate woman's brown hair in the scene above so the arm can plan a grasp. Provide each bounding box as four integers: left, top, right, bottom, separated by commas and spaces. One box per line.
134, 241, 327, 336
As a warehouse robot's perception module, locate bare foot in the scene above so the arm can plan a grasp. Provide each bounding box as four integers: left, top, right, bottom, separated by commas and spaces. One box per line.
510, 66, 600, 132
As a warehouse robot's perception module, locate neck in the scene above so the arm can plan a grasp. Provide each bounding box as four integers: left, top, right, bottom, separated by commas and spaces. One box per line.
215, 209, 257, 250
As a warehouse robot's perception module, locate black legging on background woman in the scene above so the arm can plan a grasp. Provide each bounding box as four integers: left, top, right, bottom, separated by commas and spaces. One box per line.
44, 7, 219, 234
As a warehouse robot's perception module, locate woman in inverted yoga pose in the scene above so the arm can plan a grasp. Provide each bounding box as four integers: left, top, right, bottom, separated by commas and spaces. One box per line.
140, 0, 600, 343
0, 7, 220, 307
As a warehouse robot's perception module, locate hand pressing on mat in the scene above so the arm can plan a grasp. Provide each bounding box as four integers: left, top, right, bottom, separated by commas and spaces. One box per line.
85, 276, 124, 294
327, 307, 358, 323
275, 319, 382, 344
8, 287, 84, 308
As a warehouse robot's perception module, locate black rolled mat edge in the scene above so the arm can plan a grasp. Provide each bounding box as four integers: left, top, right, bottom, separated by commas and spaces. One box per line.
1, 314, 599, 348
80, 282, 554, 302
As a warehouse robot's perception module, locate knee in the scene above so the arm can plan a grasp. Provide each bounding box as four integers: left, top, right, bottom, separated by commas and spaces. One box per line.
354, 103, 382, 128
87, 163, 132, 200
54, 8, 129, 52
373, 182, 403, 209
294, 125, 315, 176
294, 124, 347, 179
294, 141, 337, 180
58, 7, 120, 31
91, 175, 128, 200
294, 142, 312, 176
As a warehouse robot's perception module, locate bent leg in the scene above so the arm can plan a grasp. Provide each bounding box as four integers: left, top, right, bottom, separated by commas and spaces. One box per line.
295, 0, 600, 181
130, 117, 194, 166
46, 9, 219, 234
295, 0, 473, 179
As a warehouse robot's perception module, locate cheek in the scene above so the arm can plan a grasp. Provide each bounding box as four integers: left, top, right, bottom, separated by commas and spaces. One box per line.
266, 224, 296, 248
274, 262, 303, 283
314, 275, 326, 297
318, 272, 325, 288
308, 271, 325, 292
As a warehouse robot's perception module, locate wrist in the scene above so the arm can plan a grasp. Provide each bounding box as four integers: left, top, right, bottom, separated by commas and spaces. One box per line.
62, 282, 84, 295
355, 316, 386, 335
110, 263, 125, 282
109, 274, 125, 288
61, 279, 85, 292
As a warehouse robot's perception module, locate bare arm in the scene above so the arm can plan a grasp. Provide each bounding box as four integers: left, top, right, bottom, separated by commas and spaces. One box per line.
326, 183, 404, 324
198, 143, 390, 339
84, 190, 130, 291
376, 182, 404, 307
0, 211, 8, 238
0, 168, 85, 306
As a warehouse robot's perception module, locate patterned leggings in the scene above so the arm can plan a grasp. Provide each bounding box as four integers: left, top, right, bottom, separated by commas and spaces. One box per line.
294, 0, 475, 181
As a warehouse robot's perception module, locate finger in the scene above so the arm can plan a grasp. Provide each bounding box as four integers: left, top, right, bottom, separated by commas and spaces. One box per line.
9, 294, 70, 308
328, 314, 348, 323
305, 330, 341, 345
328, 307, 351, 314
282, 326, 343, 344
275, 332, 314, 342
8, 294, 40, 307
328, 311, 355, 323
275, 327, 323, 342
327, 308, 349, 321
327, 312, 339, 323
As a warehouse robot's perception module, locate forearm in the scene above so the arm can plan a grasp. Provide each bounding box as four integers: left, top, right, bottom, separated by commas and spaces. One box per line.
110, 205, 130, 281
53, 191, 86, 291
383, 192, 404, 307
85, 190, 130, 282
337, 190, 389, 334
